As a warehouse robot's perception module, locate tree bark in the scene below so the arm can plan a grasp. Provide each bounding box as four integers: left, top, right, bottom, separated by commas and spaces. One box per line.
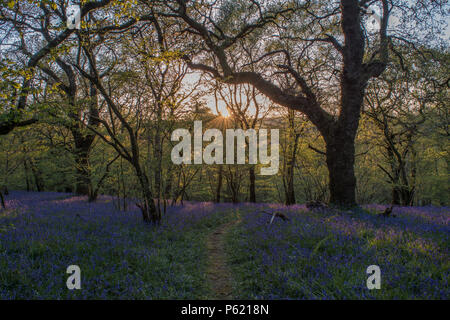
0, 191, 5, 209
284, 123, 299, 205
71, 79, 98, 197
324, 78, 366, 207
29, 159, 44, 192
285, 165, 296, 205
23, 159, 31, 192
249, 166, 256, 203
215, 166, 223, 203
73, 133, 94, 196
153, 102, 163, 217
325, 136, 357, 207
134, 160, 160, 224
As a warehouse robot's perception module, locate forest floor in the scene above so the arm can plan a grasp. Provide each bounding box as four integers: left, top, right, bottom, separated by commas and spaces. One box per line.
0, 191, 448, 299
206, 213, 241, 299
0, 191, 236, 299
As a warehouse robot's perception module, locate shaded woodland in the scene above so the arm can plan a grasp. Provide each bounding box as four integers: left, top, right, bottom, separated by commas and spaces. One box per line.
0, 0, 448, 223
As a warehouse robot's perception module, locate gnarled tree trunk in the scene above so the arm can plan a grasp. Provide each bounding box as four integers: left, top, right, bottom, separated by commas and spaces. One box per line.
325, 136, 357, 207
72, 131, 95, 196
134, 160, 160, 224
249, 166, 256, 203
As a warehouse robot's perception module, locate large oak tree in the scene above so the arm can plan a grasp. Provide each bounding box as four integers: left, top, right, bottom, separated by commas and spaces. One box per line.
150, 0, 445, 207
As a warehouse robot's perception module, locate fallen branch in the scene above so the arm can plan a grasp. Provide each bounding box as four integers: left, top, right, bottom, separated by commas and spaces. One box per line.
259, 210, 290, 222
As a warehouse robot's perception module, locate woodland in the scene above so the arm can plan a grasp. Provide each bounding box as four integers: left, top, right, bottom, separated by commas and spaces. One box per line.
0, 0, 448, 221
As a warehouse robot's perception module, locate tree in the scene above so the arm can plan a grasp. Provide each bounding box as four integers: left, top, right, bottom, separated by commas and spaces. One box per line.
215, 83, 272, 202
279, 109, 303, 205
122, 21, 199, 212
152, 0, 444, 207
75, 44, 162, 222
364, 47, 449, 205
0, 0, 112, 135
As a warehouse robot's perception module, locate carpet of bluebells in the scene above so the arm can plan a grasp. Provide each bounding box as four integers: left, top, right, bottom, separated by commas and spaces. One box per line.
0, 191, 235, 299
1, 191, 448, 300
227, 204, 449, 299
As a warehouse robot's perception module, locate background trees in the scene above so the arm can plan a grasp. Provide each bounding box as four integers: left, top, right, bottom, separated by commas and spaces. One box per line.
364, 47, 449, 205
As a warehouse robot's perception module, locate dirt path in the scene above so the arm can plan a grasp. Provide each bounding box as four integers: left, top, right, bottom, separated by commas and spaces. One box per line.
206, 215, 241, 300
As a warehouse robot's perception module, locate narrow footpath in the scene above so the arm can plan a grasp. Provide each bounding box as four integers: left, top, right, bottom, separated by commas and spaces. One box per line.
206, 215, 241, 300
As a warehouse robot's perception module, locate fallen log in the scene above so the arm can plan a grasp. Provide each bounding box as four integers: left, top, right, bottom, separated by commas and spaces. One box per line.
259, 210, 290, 222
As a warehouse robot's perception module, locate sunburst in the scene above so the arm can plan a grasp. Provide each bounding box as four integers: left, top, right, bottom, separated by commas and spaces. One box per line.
206, 112, 233, 131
